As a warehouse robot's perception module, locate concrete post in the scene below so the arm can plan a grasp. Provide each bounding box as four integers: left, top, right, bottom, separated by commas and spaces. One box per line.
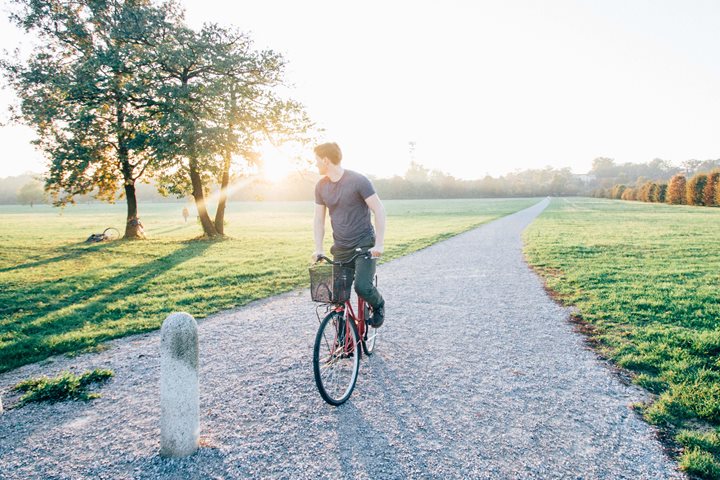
160, 312, 199, 457
0, 393, 3, 414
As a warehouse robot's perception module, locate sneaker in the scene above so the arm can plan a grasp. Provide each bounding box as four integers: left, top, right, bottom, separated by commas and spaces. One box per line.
368, 302, 385, 328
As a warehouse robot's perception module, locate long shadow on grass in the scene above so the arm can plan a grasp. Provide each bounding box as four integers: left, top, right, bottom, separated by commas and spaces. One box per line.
0, 241, 119, 273
146, 225, 193, 236
0, 240, 215, 373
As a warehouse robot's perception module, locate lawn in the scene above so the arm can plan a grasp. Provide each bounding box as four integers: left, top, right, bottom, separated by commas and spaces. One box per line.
0, 197, 537, 373
524, 197, 720, 479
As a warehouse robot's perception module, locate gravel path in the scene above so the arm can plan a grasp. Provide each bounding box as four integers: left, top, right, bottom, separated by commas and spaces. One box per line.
0, 198, 685, 479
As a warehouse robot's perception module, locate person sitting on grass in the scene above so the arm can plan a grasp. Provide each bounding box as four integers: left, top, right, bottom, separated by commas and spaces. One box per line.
312, 142, 387, 327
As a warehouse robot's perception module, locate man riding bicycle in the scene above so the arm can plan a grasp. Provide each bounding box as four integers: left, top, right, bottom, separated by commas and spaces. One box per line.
312, 142, 387, 327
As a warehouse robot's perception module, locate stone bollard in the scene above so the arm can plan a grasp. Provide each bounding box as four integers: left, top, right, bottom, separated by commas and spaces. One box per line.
160, 312, 199, 457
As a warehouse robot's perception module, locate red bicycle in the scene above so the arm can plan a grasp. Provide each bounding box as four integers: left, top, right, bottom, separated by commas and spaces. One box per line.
310, 249, 379, 405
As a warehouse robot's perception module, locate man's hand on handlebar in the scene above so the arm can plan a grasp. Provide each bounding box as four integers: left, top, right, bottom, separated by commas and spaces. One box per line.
311, 251, 324, 263
369, 245, 384, 258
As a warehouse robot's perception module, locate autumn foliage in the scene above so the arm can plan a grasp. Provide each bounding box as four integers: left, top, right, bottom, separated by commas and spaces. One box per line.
602, 169, 720, 208
704, 171, 720, 207
666, 174, 687, 205
686, 174, 708, 206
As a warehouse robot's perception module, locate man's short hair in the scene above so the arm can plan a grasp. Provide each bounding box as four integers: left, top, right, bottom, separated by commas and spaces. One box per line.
314, 142, 342, 165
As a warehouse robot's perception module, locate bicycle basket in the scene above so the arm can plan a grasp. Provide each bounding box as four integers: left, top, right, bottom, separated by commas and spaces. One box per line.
309, 264, 354, 303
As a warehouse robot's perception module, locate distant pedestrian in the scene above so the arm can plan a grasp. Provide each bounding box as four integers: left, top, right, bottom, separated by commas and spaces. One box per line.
182, 207, 189, 223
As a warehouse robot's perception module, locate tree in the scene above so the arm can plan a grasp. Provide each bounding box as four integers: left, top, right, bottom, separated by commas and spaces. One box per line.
638, 181, 654, 202
16, 180, 45, 206
647, 158, 673, 177
2, 0, 178, 239
681, 159, 702, 176
667, 174, 687, 205
647, 183, 659, 203
549, 169, 573, 196
151, 23, 312, 237
611, 184, 626, 200
686, 173, 708, 206
703, 171, 720, 207
405, 161, 430, 185
213, 82, 312, 235
654, 184, 668, 203
696, 159, 720, 174
591, 157, 616, 177
621, 187, 636, 201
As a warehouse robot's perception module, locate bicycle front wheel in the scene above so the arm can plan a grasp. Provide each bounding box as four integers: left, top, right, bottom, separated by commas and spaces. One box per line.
313, 311, 360, 406
102, 227, 120, 241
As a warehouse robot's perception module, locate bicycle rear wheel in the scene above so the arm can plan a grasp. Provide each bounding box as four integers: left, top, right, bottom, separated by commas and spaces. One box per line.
313, 311, 360, 406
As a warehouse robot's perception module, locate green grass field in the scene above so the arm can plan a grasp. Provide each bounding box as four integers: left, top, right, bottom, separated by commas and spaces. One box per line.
524, 197, 720, 479
0, 198, 536, 373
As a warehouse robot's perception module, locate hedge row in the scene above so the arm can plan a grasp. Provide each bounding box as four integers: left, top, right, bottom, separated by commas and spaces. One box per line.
593, 170, 720, 206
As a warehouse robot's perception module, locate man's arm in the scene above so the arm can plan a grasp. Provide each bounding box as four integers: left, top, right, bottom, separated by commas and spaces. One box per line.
365, 193, 386, 258
313, 203, 327, 261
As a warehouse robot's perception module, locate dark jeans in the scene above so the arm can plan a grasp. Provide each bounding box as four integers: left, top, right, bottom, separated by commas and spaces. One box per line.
331, 244, 384, 309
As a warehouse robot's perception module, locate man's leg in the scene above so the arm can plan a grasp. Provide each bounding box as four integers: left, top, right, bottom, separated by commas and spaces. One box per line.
331, 246, 357, 303
354, 255, 385, 327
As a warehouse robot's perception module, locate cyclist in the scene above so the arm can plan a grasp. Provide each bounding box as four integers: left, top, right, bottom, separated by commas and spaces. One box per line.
312, 142, 387, 327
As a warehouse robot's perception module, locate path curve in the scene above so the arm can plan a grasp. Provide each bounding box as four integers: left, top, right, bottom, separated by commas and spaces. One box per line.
0, 198, 684, 479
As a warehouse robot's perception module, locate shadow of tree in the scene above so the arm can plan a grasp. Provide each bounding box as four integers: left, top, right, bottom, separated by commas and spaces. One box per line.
0, 240, 213, 372
145, 225, 195, 236
0, 240, 119, 274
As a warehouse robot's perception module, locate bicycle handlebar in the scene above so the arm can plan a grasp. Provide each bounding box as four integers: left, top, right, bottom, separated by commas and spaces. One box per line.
314, 248, 371, 266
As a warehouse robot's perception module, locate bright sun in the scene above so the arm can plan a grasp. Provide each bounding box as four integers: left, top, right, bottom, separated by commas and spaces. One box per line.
258, 142, 304, 183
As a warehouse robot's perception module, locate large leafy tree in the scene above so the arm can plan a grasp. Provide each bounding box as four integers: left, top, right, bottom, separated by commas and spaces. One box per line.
3, 0, 179, 239
151, 24, 313, 237
4, 0, 312, 239
213, 83, 312, 235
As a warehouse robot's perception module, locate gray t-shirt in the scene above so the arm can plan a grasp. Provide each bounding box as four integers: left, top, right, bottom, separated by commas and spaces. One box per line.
315, 169, 376, 250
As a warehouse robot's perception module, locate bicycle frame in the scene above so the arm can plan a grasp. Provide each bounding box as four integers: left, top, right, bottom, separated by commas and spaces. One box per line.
333, 295, 368, 354
312, 250, 377, 360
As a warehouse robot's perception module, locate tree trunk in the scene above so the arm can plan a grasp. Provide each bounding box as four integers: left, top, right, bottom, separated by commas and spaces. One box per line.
123, 182, 146, 239
214, 149, 231, 235
190, 158, 219, 237
119, 143, 145, 240
116, 93, 145, 240
214, 87, 236, 236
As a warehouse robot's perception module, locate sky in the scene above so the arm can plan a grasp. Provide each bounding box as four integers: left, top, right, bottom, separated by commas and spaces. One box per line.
1, 0, 720, 180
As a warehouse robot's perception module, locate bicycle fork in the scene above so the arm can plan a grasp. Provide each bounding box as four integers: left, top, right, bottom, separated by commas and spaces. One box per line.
334, 309, 356, 357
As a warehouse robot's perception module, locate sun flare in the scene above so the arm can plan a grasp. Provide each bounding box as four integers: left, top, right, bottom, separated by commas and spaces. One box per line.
258, 142, 306, 183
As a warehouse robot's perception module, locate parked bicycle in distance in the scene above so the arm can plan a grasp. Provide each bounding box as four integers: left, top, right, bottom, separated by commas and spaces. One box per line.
309, 249, 379, 406
85, 227, 120, 243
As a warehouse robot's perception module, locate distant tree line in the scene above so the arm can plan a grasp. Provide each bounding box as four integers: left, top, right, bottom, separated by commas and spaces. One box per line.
0, 173, 191, 206
9, 157, 720, 205
223, 162, 587, 201
0, 161, 588, 205
229, 157, 720, 202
